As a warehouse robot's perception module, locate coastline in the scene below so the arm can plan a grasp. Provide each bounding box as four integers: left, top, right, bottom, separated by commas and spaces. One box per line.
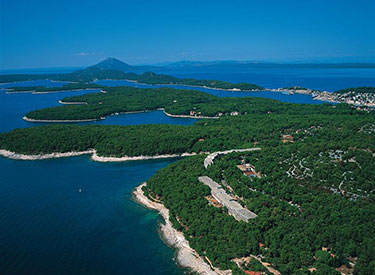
133, 183, 231, 275
58, 100, 88, 105
23, 116, 102, 123
23, 108, 215, 123
0, 149, 94, 160
5, 88, 101, 95
0, 149, 199, 162
91, 151, 197, 162
162, 109, 218, 119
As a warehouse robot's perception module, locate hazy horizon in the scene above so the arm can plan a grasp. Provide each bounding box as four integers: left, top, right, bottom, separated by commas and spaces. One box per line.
1, 56, 375, 72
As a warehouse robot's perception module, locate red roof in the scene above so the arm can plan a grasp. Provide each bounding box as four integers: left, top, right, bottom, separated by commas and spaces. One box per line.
244, 171, 256, 176
244, 271, 261, 275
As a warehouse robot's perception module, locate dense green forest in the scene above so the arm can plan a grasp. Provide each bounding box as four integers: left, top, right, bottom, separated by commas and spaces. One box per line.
142, 112, 374, 274
145, 144, 374, 274
1, 111, 373, 157
336, 86, 375, 94
24, 86, 359, 121
3, 83, 104, 93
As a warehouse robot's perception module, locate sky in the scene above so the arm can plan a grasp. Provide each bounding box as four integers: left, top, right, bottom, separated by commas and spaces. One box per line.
1, 0, 374, 69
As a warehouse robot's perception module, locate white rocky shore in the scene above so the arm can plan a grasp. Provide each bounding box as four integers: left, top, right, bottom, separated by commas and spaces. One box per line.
0, 149, 94, 160
163, 110, 218, 119
23, 116, 101, 123
23, 107, 217, 123
91, 151, 197, 162
0, 149, 197, 162
133, 183, 232, 275
58, 100, 88, 105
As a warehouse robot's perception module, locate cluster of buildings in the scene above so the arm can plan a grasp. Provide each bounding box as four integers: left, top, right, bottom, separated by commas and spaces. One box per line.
312, 90, 375, 108
281, 134, 294, 143
268, 86, 312, 95
268, 86, 375, 110
237, 163, 261, 178
199, 176, 257, 222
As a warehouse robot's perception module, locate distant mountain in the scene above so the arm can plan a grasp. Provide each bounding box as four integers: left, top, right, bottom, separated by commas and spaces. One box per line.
89, 57, 134, 71
89, 57, 160, 73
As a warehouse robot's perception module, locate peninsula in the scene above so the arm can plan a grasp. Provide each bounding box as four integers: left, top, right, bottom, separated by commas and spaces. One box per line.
20, 86, 357, 122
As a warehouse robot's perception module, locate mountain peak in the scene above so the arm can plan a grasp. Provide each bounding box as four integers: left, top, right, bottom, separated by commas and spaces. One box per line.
103, 57, 120, 62
92, 57, 133, 71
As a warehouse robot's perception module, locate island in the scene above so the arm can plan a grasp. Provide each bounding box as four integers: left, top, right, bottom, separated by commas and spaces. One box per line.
19, 86, 357, 122
0, 90, 374, 274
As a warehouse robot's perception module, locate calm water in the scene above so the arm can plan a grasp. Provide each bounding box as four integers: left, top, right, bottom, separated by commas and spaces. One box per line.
0, 156, 183, 275
169, 68, 375, 92
1, 68, 374, 274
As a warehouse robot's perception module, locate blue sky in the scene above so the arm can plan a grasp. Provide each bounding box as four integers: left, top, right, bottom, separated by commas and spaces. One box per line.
1, 0, 374, 69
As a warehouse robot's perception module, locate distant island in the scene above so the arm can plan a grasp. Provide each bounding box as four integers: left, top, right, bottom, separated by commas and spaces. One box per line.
0, 58, 264, 91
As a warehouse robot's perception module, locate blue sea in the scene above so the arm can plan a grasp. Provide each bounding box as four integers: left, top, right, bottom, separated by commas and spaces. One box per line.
0, 67, 374, 274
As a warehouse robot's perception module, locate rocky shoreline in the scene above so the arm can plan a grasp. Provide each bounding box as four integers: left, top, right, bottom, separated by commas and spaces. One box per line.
133, 183, 231, 275
91, 151, 197, 162
58, 100, 88, 105
163, 109, 218, 119
0, 149, 198, 162
0, 149, 94, 160
5, 88, 100, 95
22, 108, 216, 123
23, 116, 101, 123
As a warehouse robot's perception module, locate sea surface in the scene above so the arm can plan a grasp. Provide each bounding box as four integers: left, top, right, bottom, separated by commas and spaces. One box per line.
168, 67, 375, 92
0, 67, 374, 275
